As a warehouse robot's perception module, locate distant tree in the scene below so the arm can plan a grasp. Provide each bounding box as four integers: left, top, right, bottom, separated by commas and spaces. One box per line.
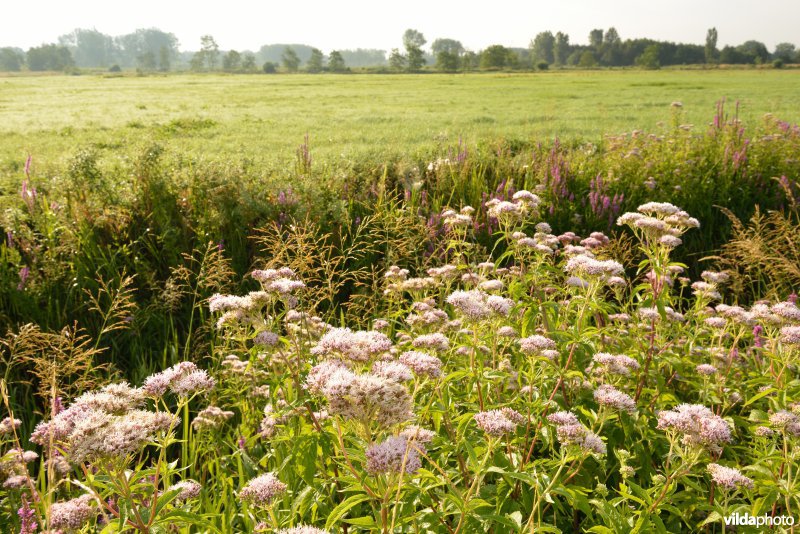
589, 29, 604, 48
705, 27, 718, 64
27, 44, 74, 71
637, 44, 661, 69
154, 46, 168, 71
554, 32, 570, 66
262, 61, 277, 73
403, 29, 426, 71
388, 48, 406, 71
736, 40, 770, 64
578, 50, 598, 68
530, 31, 555, 65
328, 50, 346, 72
282, 47, 300, 72
480, 45, 510, 69
242, 53, 257, 71
336, 49, 384, 67
59, 28, 116, 68
200, 35, 220, 70
0, 47, 24, 71
223, 50, 242, 71
431, 38, 464, 57
719, 46, 747, 64
137, 51, 156, 71
461, 50, 478, 71
116, 29, 179, 70
435, 50, 459, 72
772, 42, 796, 62
600, 27, 623, 65
306, 48, 324, 73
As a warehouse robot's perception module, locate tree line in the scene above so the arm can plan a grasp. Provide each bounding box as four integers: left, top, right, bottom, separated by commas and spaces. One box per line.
1, 26, 797, 73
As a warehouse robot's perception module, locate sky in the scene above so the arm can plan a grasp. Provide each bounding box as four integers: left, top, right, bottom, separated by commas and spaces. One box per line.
2, 0, 798, 53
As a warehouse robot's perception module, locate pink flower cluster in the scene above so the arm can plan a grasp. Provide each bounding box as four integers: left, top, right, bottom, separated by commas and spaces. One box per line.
240, 473, 287, 507
398, 351, 443, 378
656, 404, 732, 448
474, 408, 525, 436
547, 411, 606, 454
707, 463, 754, 490
311, 327, 393, 362
591, 353, 640, 376
142, 362, 215, 398
365, 436, 423, 475
49, 494, 95, 531
593, 385, 636, 413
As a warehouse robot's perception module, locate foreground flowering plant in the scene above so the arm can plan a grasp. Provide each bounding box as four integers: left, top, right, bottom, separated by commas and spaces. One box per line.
2, 196, 800, 532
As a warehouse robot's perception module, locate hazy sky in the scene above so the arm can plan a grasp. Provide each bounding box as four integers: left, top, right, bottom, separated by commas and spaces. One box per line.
3, 0, 798, 52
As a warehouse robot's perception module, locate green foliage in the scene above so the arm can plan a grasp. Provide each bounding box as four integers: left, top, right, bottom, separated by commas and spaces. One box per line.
637, 44, 661, 70
306, 48, 324, 73
327, 51, 346, 73
26, 44, 74, 71
282, 47, 301, 72
0, 47, 23, 71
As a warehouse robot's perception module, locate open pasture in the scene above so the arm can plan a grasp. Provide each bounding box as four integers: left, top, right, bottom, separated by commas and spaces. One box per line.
1, 69, 799, 171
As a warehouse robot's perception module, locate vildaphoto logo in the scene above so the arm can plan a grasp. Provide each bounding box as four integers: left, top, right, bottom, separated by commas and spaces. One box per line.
724, 512, 795, 527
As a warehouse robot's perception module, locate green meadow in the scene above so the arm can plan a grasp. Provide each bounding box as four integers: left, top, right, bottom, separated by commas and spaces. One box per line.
1, 69, 798, 173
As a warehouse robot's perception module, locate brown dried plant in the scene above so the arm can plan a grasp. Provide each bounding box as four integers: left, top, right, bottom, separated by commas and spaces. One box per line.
1, 322, 110, 409
707, 206, 800, 300
84, 270, 137, 347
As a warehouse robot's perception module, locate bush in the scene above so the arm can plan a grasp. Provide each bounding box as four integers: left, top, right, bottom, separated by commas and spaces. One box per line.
262, 61, 277, 74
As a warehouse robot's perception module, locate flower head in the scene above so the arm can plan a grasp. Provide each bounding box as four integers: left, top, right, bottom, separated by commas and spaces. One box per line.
240, 473, 287, 507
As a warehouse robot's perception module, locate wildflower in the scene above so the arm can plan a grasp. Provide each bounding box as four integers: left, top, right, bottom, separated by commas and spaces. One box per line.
254, 331, 280, 347
771, 302, 800, 322
497, 326, 518, 338
277, 527, 330, 534
169, 479, 202, 501
446, 290, 492, 321
593, 385, 636, 413
412, 333, 450, 352
550, 419, 606, 454
474, 409, 524, 436
707, 463, 754, 490
240, 473, 287, 506
311, 327, 393, 362
371, 361, 414, 382
365, 436, 422, 475
0, 417, 21, 435
591, 353, 640, 376
656, 404, 732, 448
68, 409, 174, 463
547, 411, 579, 426
518, 335, 557, 355
373, 319, 390, 331
704, 317, 727, 329
781, 326, 800, 344
317, 369, 413, 428
701, 271, 730, 284
478, 279, 505, 292
564, 254, 624, 279
305, 360, 350, 395
50, 494, 95, 531
384, 266, 409, 282
768, 410, 800, 436
400, 425, 436, 443
193, 406, 235, 430
696, 364, 718, 376
398, 351, 443, 378
18, 497, 36, 534
171, 370, 215, 397
142, 362, 207, 398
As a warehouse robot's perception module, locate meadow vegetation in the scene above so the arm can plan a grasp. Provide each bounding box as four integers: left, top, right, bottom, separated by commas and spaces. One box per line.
0, 70, 799, 532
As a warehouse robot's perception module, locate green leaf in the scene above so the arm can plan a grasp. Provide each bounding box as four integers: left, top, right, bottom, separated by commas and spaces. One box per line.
324, 493, 372, 529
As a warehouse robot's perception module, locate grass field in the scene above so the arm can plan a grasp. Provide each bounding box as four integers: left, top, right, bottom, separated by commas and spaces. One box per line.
1, 69, 799, 174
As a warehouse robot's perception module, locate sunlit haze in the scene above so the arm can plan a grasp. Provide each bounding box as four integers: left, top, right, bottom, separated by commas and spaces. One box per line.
3, 0, 798, 52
